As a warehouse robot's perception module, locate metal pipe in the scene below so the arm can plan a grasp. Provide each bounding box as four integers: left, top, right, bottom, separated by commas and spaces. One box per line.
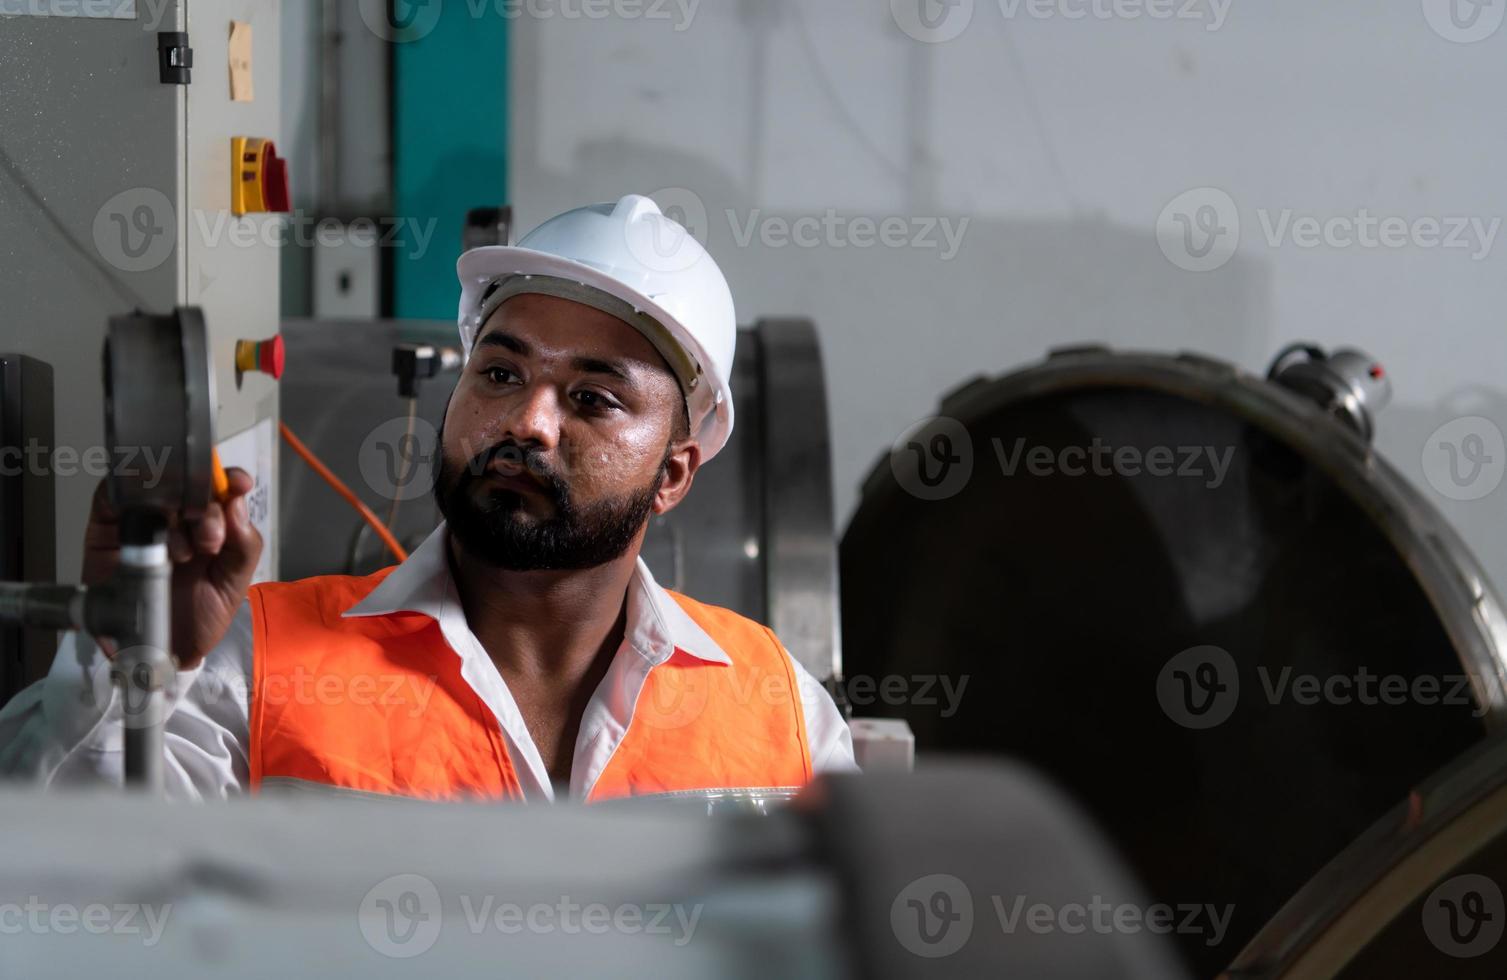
0, 552, 171, 792
0, 582, 85, 632
106, 534, 173, 792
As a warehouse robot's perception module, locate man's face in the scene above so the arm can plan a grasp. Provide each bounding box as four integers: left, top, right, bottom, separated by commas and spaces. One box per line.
434, 292, 700, 571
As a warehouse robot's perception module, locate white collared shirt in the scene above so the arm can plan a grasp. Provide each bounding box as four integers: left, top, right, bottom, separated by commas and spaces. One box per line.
0, 524, 857, 800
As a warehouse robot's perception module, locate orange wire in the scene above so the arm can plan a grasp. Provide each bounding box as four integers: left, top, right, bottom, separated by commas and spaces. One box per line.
278, 421, 409, 563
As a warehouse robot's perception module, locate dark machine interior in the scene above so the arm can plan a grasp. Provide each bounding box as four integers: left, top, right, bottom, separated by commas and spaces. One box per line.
842, 379, 1487, 976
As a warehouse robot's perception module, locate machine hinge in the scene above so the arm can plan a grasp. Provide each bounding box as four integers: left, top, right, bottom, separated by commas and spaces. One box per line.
157, 32, 193, 85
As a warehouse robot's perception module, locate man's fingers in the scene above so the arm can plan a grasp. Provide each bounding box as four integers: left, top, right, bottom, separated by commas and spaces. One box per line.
192, 499, 227, 555
223, 467, 254, 499
185, 468, 253, 558
83, 479, 120, 550
167, 526, 194, 564
220, 492, 262, 565
82, 518, 120, 552
88, 478, 118, 524
215, 469, 263, 578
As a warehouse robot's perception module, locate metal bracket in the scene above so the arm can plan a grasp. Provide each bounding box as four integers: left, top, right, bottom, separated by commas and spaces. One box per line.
157, 32, 192, 85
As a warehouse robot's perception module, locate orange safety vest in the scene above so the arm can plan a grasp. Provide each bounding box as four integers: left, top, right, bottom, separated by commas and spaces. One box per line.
246, 568, 813, 802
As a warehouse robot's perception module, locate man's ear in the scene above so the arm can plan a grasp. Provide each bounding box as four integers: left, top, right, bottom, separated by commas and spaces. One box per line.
653, 438, 702, 516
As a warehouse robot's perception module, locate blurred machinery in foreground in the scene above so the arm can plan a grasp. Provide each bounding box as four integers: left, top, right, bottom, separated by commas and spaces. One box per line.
841, 344, 1507, 976
0, 764, 1191, 980
279, 316, 843, 685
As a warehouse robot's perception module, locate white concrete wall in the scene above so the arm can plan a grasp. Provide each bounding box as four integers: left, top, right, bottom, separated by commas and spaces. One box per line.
508, 0, 1507, 594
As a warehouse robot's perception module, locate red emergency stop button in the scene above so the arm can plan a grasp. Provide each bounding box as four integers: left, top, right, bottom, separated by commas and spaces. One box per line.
235, 334, 284, 381
231, 137, 292, 216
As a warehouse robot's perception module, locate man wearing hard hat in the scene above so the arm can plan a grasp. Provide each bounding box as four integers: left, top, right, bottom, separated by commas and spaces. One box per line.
0, 195, 856, 800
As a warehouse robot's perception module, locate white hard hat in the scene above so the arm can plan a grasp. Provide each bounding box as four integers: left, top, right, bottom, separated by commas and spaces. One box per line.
456, 194, 737, 461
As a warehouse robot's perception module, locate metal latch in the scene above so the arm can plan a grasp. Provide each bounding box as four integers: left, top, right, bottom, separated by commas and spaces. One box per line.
157, 32, 192, 85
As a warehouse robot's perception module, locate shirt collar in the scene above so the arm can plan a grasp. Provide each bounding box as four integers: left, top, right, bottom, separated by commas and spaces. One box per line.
341, 522, 732, 667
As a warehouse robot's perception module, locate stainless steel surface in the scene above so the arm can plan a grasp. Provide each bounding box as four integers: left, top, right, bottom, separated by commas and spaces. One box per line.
0, 583, 85, 633
108, 544, 172, 792
280, 317, 844, 681
1268, 344, 1393, 443
841, 345, 1507, 976
601, 786, 802, 818
758, 319, 842, 682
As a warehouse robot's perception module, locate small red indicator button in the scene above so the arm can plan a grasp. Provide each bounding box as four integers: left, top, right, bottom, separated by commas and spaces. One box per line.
236, 334, 285, 381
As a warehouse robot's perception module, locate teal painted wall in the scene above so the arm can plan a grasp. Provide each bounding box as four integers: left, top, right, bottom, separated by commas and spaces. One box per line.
392, 5, 508, 319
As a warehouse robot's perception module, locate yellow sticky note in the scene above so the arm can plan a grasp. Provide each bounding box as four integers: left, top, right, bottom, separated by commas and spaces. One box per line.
229, 22, 254, 102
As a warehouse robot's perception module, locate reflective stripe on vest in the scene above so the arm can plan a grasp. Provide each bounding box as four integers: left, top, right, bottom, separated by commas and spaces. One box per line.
246, 569, 813, 802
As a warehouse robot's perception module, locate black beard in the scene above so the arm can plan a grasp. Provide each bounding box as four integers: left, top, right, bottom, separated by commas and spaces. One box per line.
433, 436, 665, 572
